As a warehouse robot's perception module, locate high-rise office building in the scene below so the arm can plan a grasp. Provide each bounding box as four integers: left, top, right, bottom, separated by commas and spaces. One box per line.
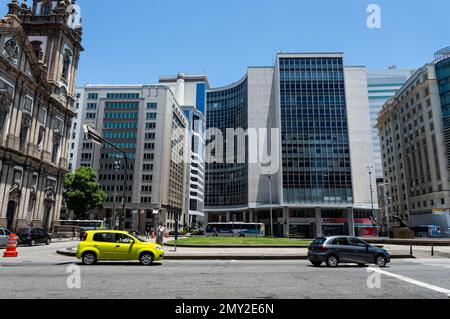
367, 67, 415, 178
376, 48, 450, 236
0, 0, 83, 231
159, 74, 209, 229
74, 85, 188, 233
205, 53, 378, 237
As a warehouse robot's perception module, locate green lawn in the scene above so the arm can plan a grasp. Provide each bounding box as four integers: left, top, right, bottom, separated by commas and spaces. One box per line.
167, 237, 311, 247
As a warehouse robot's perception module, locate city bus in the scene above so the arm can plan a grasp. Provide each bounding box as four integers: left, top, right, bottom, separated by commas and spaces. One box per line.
205, 223, 265, 237
58, 220, 106, 231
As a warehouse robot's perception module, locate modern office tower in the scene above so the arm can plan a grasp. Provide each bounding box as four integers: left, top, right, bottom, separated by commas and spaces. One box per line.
159, 74, 209, 229
0, 0, 83, 231
367, 67, 415, 178
376, 48, 450, 236
205, 53, 378, 237
74, 85, 188, 233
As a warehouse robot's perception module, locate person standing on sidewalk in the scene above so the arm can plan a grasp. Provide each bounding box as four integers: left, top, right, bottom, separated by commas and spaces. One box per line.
156, 224, 165, 245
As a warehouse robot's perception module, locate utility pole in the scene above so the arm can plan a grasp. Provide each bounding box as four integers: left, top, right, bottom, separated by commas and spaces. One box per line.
264, 173, 273, 237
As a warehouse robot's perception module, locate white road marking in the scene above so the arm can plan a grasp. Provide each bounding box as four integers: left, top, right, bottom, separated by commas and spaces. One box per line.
368, 267, 450, 297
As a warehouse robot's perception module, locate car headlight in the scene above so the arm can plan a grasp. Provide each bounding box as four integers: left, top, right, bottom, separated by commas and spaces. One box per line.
155, 246, 162, 250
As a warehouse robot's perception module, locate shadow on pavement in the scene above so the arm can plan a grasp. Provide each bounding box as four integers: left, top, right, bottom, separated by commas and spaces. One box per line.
77, 262, 163, 267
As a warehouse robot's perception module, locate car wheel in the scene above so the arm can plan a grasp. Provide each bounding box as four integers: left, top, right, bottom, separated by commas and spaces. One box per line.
375, 255, 387, 268
30, 239, 36, 247
311, 261, 322, 267
239, 234, 245, 238
46, 238, 51, 245
326, 255, 339, 267
82, 252, 97, 265
139, 252, 154, 266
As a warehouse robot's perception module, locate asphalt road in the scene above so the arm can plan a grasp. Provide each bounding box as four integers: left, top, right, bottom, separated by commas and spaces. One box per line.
1, 242, 450, 299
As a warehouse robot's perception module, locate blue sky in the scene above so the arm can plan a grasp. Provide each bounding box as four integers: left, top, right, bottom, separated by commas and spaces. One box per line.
1, 0, 449, 87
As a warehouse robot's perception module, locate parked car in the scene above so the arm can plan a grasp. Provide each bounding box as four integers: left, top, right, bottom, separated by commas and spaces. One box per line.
0, 228, 12, 247
307, 236, 390, 268
17, 228, 51, 246
76, 230, 165, 266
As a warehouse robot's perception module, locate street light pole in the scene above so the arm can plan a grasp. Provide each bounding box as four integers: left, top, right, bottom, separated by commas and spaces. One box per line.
83, 125, 129, 230
267, 173, 273, 237
367, 166, 376, 236
111, 158, 121, 230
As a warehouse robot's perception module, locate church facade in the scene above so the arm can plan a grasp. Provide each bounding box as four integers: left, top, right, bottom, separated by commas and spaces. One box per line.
0, 0, 83, 231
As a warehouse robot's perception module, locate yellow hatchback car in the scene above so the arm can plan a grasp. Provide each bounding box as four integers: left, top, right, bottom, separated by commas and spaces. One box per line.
76, 230, 164, 265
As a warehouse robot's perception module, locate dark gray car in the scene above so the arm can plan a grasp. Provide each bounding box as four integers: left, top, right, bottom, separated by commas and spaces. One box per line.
307, 236, 390, 267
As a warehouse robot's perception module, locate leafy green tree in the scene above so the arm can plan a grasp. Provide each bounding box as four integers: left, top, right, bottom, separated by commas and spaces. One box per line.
63, 167, 107, 219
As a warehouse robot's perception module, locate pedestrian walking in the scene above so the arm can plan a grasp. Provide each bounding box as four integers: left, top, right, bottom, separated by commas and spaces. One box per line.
156, 223, 165, 245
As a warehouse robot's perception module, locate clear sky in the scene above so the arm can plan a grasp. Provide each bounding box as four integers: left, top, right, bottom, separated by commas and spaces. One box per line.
1, 0, 449, 88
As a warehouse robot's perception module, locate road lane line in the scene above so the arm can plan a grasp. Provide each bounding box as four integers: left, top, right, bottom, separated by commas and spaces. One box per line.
368, 267, 450, 297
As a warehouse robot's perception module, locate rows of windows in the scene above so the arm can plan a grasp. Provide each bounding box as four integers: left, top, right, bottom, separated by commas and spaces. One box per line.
104, 122, 137, 129
87, 103, 97, 110
147, 103, 157, 109
87, 93, 98, 100
104, 143, 136, 149
106, 93, 140, 99
103, 132, 137, 139
105, 102, 139, 109
279, 57, 352, 204
206, 79, 249, 208
104, 112, 138, 119
146, 112, 157, 120
100, 152, 136, 159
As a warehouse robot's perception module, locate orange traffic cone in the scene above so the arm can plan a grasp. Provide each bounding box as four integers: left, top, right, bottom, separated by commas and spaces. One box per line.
3, 234, 19, 258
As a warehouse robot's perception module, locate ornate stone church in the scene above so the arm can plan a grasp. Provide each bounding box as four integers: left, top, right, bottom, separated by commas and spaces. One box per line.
0, 0, 83, 231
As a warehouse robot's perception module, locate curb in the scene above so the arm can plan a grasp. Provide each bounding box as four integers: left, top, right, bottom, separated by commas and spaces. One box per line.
56, 250, 414, 260
164, 244, 310, 248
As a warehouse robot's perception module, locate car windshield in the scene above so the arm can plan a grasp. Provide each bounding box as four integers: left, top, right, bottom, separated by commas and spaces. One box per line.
17, 228, 30, 234
311, 238, 326, 245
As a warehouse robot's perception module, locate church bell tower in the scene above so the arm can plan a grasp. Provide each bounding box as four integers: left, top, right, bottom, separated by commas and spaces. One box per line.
17, 0, 84, 108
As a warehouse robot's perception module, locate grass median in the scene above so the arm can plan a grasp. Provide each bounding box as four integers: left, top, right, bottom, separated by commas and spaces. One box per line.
166, 237, 312, 247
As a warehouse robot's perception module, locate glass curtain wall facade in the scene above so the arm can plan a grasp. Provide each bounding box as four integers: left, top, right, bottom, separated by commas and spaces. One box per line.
279, 57, 353, 205
436, 55, 450, 168
205, 78, 249, 209
367, 68, 415, 178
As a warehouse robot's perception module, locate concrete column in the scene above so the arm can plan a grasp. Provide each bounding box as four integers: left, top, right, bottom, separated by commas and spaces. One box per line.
249, 209, 254, 222
347, 207, 355, 237
226, 212, 231, 222
283, 207, 289, 238
315, 208, 322, 237
243, 211, 248, 223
